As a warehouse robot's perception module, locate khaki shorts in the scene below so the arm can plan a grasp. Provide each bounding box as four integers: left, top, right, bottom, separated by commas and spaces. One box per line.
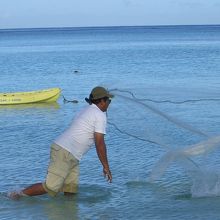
43, 143, 79, 196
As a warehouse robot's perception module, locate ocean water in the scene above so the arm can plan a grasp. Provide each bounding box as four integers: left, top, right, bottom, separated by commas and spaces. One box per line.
1, 25, 220, 219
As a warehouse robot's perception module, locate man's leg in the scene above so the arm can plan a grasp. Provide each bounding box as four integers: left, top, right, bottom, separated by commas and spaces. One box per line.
8, 183, 47, 199
62, 156, 79, 196
22, 183, 47, 196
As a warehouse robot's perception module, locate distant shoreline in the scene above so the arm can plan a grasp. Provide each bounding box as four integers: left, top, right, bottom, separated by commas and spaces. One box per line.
0, 24, 220, 32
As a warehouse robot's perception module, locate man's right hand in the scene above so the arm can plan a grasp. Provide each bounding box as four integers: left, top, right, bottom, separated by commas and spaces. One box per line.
103, 168, 112, 183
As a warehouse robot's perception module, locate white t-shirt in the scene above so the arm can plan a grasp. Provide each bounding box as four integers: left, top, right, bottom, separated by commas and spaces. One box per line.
54, 104, 107, 160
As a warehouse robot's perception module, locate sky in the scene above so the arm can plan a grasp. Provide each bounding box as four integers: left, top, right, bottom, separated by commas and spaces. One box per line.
0, 0, 220, 29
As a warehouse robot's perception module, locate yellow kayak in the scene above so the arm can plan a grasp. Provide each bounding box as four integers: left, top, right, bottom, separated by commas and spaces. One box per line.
0, 88, 61, 105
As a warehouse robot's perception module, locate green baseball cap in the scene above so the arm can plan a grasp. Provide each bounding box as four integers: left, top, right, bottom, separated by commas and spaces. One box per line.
89, 86, 114, 100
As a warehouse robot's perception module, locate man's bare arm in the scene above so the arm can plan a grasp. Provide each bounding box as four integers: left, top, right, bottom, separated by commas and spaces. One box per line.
94, 132, 112, 183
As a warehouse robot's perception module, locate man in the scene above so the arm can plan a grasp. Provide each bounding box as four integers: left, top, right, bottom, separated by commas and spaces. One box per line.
10, 86, 113, 198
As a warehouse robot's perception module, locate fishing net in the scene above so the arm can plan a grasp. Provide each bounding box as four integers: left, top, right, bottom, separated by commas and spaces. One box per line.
106, 86, 220, 197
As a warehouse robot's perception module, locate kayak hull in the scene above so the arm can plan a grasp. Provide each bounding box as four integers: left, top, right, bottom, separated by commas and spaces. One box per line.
0, 88, 61, 105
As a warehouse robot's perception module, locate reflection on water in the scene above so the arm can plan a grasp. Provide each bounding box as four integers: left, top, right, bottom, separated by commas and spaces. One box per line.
0, 193, 79, 220
43, 196, 79, 220
0, 102, 60, 111
0, 184, 111, 220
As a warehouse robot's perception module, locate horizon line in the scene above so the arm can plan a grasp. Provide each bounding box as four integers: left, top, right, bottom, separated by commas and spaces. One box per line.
0, 23, 220, 31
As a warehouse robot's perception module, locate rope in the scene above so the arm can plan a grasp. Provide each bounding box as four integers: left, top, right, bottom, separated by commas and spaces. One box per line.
110, 88, 220, 104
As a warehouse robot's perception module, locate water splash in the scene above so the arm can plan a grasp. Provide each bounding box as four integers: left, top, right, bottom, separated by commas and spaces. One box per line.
190, 170, 220, 198
147, 135, 220, 198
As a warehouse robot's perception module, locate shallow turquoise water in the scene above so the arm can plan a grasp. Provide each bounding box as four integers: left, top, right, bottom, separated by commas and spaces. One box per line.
1, 25, 220, 219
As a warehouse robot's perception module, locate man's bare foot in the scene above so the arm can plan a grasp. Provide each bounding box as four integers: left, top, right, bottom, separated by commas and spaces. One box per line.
7, 191, 26, 200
